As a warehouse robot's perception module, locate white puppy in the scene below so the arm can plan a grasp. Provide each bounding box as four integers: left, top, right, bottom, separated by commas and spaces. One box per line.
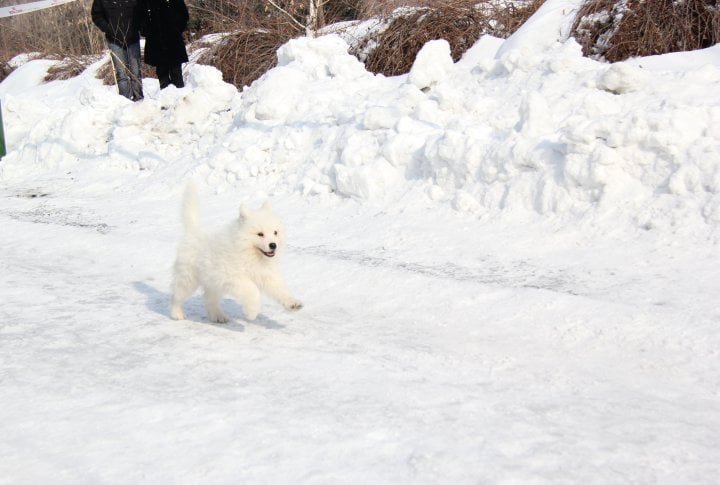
170, 185, 303, 323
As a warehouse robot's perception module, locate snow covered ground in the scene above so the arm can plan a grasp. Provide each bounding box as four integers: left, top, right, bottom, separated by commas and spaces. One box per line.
1, 0, 719, 482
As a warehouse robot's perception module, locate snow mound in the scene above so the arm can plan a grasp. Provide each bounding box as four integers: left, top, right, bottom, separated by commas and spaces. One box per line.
408, 39, 454, 90
1, 0, 720, 232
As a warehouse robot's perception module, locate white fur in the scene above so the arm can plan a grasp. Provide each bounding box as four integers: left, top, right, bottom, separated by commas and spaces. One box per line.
170, 185, 303, 323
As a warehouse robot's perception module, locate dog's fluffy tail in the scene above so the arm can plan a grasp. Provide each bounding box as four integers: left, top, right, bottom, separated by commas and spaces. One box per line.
181, 183, 201, 235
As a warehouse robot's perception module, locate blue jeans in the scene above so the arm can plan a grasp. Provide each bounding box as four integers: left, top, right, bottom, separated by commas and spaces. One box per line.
108, 41, 143, 101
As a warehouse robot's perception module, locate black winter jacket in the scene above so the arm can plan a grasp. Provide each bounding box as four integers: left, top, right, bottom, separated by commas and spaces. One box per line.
91, 0, 143, 47
140, 0, 189, 66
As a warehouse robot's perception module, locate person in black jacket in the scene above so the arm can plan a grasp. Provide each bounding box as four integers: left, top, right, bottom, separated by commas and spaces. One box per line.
91, 0, 144, 101
140, 0, 189, 89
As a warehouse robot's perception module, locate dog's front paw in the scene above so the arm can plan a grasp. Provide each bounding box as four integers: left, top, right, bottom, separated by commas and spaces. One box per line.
285, 299, 303, 311
209, 313, 229, 324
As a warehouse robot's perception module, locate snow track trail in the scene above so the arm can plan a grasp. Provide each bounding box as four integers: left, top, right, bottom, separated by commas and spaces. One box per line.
1, 191, 719, 483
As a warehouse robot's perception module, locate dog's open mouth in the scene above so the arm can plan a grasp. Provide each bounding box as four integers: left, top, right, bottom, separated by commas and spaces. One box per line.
261, 249, 276, 258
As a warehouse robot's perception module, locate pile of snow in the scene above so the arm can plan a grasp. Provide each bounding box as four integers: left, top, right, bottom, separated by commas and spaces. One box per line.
2, 2, 720, 234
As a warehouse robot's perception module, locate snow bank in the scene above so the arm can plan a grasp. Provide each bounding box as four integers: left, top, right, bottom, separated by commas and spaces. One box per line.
2, 5, 720, 232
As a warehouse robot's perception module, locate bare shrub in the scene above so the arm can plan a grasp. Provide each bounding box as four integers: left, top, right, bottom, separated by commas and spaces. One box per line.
259, 0, 367, 34
44, 56, 93, 82
572, 0, 720, 62
195, 17, 298, 88
0, 0, 104, 63
358, 0, 543, 77
187, 0, 364, 37
188, 0, 255, 35
322, 0, 366, 24
356, 0, 427, 17
189, 1, 369, 89
95, 59, 116, 85
0, 61, 11, 83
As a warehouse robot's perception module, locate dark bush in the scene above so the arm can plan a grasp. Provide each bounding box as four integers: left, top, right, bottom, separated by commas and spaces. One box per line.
357, 0, 544, 77
573, 0, 720, 62
195, 18, 298, 88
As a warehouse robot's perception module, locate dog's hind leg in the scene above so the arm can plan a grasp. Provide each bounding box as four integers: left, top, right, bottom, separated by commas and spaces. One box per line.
170, 269, 198, 320
170, 286, 196, 320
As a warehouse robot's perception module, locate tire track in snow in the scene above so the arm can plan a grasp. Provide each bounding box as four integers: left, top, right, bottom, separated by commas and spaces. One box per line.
2, 205, 111, 234
293, 245, 580, 296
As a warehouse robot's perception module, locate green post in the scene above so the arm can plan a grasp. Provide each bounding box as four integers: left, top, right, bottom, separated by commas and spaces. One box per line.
0, 100, 6, 159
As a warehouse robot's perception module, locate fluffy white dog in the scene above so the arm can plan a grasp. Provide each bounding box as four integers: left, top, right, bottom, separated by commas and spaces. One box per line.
170, 185, 303, 323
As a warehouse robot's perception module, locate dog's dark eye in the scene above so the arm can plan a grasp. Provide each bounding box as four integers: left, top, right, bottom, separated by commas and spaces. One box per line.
257, 232, 264, 237
274, 231, 278, 235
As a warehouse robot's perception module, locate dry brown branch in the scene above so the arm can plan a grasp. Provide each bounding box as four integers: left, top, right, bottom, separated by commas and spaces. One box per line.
95, 59, 115, 85
44, 56, 90, 82
572, 0, 720, 62
358, 0, 544, 77
196, 17, 298, 88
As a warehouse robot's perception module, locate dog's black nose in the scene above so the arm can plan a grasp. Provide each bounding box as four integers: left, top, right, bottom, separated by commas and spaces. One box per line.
269, 242, 277, 250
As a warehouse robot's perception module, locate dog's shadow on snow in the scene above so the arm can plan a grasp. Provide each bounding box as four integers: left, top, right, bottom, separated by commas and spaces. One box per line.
132, 281, 286, 331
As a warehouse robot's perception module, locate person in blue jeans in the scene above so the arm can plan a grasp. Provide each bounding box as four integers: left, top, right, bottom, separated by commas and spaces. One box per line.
91, 0, 144, 101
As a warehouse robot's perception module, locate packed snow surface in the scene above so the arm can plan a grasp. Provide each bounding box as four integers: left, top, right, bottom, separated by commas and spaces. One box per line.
1, 0, 719, 482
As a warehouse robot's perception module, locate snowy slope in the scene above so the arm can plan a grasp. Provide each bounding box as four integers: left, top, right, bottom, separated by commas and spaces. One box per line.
1, 0, 719, 482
